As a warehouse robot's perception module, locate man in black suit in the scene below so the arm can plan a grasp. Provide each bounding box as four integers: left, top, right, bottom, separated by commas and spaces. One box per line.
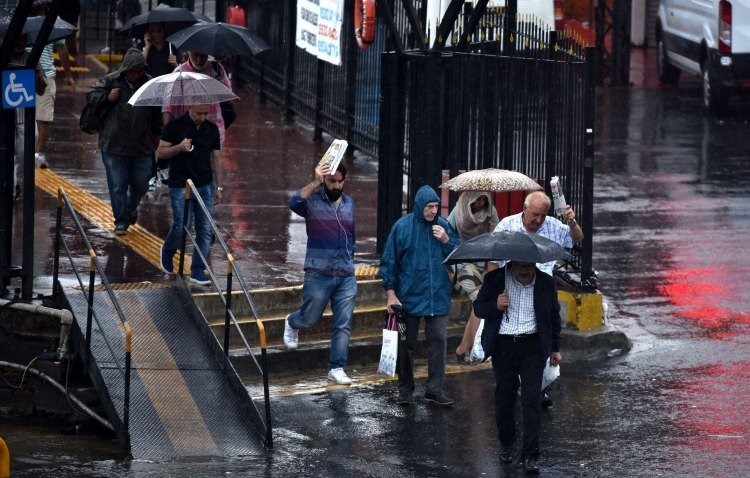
474, 261, 562, 475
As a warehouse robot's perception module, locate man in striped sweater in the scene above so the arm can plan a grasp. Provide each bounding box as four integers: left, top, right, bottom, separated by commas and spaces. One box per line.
284, 162, 357, 385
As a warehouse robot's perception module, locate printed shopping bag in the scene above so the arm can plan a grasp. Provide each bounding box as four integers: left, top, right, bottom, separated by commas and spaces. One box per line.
377, 314, 399, 377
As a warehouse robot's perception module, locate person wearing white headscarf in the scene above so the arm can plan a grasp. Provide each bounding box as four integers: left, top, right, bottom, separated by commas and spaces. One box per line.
447, 191, 499, 363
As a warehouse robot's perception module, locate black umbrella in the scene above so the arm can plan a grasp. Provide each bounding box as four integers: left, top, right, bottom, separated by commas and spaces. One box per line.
118, 4, 200, 37
166, 21, 270, 57
443, 231, 571, 265
0, 16, 77, 44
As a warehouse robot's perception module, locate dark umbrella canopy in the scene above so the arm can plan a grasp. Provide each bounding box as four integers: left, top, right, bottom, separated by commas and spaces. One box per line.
166, 21, 270, 57
0, 16, 77, 44
443, 231, 571, 265
118, 4, 200, 36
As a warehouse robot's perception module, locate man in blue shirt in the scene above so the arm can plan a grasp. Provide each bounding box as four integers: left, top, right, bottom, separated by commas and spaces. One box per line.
284, 163, 357, 385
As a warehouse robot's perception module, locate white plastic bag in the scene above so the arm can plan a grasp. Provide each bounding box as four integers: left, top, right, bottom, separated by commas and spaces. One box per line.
377, 315, 398, 377
542, 358, 560, 391
469, 318, 485, 362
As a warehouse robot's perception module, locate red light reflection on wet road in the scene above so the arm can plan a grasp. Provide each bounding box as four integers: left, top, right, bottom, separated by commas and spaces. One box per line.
668, 362, 750, 454
658, 267, 750, 338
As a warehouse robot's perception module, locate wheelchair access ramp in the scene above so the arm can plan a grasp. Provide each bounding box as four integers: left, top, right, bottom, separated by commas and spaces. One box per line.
62, 281, 266, 460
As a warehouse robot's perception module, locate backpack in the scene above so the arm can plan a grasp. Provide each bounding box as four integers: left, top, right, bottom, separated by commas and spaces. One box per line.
79, 87, 111, 134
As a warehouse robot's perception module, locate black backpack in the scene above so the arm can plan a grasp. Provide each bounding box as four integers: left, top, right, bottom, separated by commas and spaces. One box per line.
80, 87, 111, 134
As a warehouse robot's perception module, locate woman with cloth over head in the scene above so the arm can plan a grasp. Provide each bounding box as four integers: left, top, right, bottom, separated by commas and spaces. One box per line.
447, 191, 499, 364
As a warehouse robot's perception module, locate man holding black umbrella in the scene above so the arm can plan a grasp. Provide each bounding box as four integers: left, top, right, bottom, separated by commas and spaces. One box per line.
473, 260, 562, 475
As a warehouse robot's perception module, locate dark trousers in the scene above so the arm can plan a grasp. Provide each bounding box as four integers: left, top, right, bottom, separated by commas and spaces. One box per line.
397, 314, 447, 397
491, 333, 543, 459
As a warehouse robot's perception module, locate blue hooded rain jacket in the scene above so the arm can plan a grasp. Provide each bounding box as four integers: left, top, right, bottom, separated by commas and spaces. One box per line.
379, 185, 459, 317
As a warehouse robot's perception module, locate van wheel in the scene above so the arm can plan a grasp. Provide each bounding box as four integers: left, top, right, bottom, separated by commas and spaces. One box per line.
657, 36, 680, 84
702, 60, 728, 114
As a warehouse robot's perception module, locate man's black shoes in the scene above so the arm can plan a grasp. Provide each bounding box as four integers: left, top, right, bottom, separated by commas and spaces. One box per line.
499, 446, 513, 464
423, 393, 455, 406
522, 457, 540, 475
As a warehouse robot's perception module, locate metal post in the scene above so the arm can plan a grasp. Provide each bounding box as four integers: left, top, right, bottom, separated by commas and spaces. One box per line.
123, 321, 132, 455
224, 260, 233, 355
0, 109, 15, 297
52, 191, 63, 301
21, 107, 36, 300
86, 257, 96, 355
178, 184, 192, 279
581, 47, 596, 286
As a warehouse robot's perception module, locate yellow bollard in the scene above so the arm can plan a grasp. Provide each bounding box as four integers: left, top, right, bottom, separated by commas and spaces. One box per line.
558, 290, 604, 331
557, 290, 578, 327
577, 293, 604, 330
0, 435, 9, 478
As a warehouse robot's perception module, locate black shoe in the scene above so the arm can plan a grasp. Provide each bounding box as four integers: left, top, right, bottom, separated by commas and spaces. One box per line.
113, 224, 129, 236
396, 394, 413, 406
499, 446, 513, 464
542, 392, 553, 409
522, 457, 539, 475
424, 392, 455, 406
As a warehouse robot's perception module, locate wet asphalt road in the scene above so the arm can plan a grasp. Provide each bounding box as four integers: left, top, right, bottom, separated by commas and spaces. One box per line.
5, 58, 750, 476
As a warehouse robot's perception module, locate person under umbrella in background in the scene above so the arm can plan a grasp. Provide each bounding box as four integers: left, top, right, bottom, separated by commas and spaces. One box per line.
488, 190, 583, 275
142, 21, 179, 189
88, 48, 161, 235
162, 50, 232, 144
379, 185, 459, 406
447, 191, 499, 364
474, 260, 562, 474
484, 190, 582, 409
143, 21, 179, 77
30, 0, 75, 169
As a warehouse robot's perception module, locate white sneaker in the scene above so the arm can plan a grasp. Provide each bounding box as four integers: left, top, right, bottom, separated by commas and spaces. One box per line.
283, 314, 298, 350
35, 153, 48, 168
327, 368, 352, 385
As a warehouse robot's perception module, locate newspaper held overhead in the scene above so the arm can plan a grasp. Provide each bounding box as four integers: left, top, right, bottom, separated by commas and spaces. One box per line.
550, 175, 567, 220
318, 139, 348, 176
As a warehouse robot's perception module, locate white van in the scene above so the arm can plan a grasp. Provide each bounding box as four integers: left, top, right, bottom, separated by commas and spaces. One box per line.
656, 0, 750, 113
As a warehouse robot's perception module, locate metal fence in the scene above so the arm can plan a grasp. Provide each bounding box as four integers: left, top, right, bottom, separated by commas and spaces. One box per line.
233, 1, 595, 287
235, 0, 383, 156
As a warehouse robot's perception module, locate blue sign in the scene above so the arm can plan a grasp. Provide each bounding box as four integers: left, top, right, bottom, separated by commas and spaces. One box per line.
2, 69, 36, 109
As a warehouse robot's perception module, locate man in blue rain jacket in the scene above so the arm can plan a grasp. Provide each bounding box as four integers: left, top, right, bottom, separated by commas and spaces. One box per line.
379, 185, 459, 406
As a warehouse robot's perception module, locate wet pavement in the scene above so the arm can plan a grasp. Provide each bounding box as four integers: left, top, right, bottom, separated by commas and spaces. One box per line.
4, 49, 750, 476
8, 53, 381, 294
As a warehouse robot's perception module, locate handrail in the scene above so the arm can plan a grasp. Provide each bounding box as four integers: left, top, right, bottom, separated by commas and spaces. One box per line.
177, 179, 273, 447
51, 187, 133, 453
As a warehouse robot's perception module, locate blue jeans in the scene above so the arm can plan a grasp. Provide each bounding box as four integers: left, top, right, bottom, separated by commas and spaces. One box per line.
288, 272, 357, 369
163, 184, 215, 274
101, 151, 152, 227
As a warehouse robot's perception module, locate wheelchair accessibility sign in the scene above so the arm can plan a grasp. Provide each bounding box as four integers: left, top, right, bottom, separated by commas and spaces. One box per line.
2, 69, 36, 109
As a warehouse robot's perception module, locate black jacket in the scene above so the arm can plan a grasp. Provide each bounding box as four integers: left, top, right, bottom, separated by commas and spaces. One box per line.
474, 266, 561, 366
90, 48, 161, 156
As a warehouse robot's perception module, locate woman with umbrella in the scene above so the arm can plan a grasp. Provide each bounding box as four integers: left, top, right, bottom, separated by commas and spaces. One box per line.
448, 191, 499, 364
